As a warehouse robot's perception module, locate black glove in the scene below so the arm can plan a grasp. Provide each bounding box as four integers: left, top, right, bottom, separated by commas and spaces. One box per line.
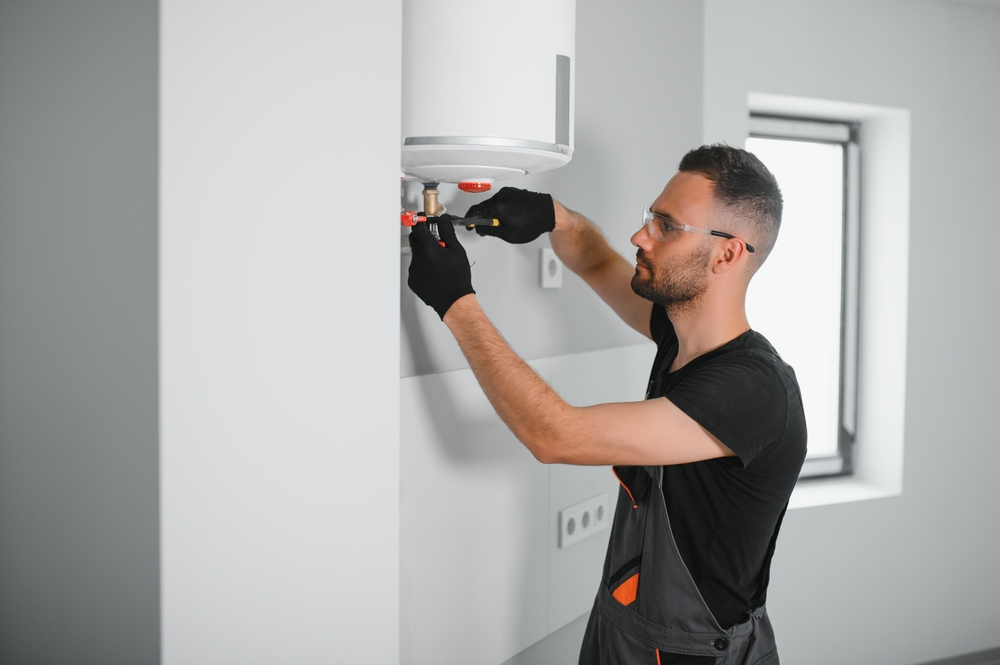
407, 214, 475, 320
466, 187, 555, 244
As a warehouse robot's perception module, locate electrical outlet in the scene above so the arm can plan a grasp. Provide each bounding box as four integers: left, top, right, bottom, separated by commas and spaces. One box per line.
558, 493, 610, 549
540, 247, 563, 288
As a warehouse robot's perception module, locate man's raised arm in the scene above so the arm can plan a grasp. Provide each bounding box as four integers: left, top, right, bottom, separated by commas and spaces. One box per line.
467, 187, 653, 338
549, 201, 653, 338
405, 218, 734, 468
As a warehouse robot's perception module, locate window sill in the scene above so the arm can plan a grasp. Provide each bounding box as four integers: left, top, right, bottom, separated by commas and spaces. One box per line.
789, 476, 899, 510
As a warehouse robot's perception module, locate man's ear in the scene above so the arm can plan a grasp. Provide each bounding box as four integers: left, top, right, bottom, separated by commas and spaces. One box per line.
711, 238, 748, 275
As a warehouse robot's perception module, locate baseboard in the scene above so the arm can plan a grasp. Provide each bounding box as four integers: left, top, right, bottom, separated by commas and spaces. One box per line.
914, 647, 1000, 665
500, 612, 590, 665
499, 631, 1000, 665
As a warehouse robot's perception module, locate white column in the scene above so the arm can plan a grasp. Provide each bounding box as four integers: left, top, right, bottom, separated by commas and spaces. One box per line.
160, 2, 401, 662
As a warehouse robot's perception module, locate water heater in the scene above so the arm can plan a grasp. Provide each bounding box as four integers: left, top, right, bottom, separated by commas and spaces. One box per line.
401, 0, 576, 190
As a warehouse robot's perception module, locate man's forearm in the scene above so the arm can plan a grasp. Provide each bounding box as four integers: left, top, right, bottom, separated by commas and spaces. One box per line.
441, 294, 734, 468
443, 294, 571, 463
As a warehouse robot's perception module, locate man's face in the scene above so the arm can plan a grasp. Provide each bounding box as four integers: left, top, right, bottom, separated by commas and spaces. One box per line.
630, 172, 718, 313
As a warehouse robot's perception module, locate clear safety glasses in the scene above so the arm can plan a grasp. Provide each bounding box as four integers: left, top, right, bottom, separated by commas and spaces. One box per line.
641, 206, 755, 253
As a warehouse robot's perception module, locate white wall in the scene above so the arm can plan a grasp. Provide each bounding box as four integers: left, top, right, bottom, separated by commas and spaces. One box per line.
0, 1, 159, 662
704, 1, 1000, 663
160, 2, 401, 663
401, 345, 655, 665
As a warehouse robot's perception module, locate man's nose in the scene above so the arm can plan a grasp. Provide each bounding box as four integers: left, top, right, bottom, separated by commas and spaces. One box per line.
631, 226, 650, 248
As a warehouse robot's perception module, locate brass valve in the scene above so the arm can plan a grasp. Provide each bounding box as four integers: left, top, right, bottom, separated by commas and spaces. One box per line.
422, 183, 443, 217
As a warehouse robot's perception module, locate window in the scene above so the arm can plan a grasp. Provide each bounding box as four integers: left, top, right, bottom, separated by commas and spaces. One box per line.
745, 116, 861, 479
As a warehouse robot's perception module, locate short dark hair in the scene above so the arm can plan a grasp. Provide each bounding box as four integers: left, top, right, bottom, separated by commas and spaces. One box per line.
678, 144, 783, 268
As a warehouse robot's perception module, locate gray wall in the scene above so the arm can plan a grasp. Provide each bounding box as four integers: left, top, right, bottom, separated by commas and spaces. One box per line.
0, 1, 159, 663
704, 1, 1000, 663
401, 0, 704, 378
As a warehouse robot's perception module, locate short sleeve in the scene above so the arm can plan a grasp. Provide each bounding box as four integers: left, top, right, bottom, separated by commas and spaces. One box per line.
665, 353, 788, 467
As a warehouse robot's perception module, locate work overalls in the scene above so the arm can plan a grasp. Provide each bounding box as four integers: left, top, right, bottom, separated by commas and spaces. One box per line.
579, 464, 780, 665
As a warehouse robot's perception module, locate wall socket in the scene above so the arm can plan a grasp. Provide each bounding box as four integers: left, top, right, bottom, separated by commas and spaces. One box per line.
558, 493, 610, 549
540, 247, 563, 288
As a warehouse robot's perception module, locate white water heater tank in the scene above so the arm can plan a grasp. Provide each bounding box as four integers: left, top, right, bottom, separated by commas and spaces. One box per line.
401, 0, 576, 188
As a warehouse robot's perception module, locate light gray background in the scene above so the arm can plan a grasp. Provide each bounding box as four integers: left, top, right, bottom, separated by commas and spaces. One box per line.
0, 1, 159, 663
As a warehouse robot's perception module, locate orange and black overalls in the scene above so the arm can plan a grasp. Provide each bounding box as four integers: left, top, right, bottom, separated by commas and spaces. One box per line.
579, 465, 780, 665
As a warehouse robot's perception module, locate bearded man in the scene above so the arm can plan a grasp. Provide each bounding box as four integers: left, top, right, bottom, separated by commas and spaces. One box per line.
406, 144, 807, 665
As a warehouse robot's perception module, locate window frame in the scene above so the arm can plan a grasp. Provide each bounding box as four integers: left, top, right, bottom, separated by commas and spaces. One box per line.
747, 114, 861, 481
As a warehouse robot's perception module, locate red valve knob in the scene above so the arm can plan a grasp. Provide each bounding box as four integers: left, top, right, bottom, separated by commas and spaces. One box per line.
401, 211, 429, 227
457, 181, 492, 193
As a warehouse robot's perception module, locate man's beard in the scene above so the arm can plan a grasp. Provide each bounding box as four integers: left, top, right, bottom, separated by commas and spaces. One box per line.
631, 243, 712, 316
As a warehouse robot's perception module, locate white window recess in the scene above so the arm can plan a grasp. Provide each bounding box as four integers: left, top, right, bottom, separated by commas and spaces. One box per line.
747, 92, 911, 510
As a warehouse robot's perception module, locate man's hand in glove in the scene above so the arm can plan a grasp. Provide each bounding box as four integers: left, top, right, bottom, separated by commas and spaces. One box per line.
465, 187, 555, 244
407, 214, 476, 320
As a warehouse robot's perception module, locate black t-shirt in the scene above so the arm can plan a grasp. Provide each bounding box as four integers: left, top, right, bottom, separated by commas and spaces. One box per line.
648, 305, 807, 636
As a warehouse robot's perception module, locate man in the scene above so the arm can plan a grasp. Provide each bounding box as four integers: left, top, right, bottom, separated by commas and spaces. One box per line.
407, 145, 807, 664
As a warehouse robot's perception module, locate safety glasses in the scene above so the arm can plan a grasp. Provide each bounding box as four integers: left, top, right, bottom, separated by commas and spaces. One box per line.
641, 206, 755, 253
